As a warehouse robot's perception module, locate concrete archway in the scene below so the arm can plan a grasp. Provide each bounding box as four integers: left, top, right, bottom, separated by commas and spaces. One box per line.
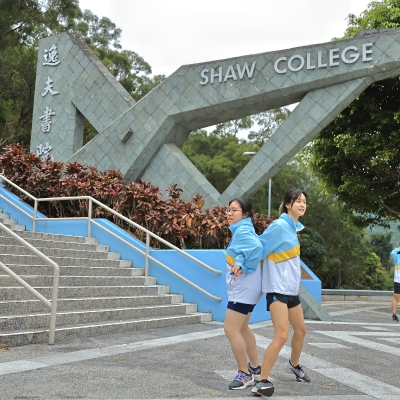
31, 29, 400, 208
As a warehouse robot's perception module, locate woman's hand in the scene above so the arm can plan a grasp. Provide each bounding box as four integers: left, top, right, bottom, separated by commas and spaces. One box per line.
231, 265, 242, 277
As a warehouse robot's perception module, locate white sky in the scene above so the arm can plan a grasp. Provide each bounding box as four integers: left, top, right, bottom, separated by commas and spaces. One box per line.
78, 0, 374, 77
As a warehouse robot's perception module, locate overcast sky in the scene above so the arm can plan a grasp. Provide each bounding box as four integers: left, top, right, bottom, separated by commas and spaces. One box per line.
78, 0, 374, 77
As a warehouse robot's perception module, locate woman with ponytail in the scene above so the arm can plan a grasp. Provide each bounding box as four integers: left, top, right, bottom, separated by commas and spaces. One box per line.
252, 188, 310, 397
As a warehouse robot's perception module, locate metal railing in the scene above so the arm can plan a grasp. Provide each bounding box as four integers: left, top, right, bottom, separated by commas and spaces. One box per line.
0, 174, 222, 302
0, 222, 59, 345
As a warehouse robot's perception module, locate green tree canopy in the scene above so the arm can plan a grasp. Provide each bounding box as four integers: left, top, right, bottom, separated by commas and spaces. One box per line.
368, 232, 393, 271
307, 0, 400, 227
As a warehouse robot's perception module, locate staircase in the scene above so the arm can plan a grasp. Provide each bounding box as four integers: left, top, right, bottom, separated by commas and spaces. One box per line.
0, 211, 211, 347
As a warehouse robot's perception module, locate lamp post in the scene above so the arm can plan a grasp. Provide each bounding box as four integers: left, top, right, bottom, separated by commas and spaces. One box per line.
243, 151, 271, 217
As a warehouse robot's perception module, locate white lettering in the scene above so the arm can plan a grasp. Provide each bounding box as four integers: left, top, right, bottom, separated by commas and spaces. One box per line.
36, 142, 53, 161
306, 53, 315, 70
43, 44, 60, 66
211, 67, 222, 83
200, 69, 209, 85
288, 55, 304, 72
41, 76, 60, 97
39, 106, 55, 133
200, 62, 256, 85
317, 51, 328, 68
341, 46, 360, 64
329, 48, 340, 66
224, 65, 237, 81
362, 43, 373, 61
236, 62, 256, 79
274, 57, 287, 74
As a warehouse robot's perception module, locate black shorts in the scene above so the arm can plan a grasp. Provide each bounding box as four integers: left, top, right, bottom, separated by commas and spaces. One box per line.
266, 292, 301, 311
227, 301, 256, 315
394, 282, 400, 294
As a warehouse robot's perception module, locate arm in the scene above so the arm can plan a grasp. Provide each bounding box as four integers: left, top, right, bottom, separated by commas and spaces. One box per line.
230, 226, 263, 274
259, 222, 282, 260
390, 248, 400, 263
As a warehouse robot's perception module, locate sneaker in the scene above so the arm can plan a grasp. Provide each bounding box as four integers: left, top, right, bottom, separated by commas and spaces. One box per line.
248, 362, 261, 377
251, 379, 274, 397
285, 360, 311, 382
228, 370, 254, 390
392, 314, 399, 321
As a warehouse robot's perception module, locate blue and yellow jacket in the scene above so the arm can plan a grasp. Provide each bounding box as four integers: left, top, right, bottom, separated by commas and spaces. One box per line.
390, 247, 400, 284
225, 217, 263, 304
259, 213, 304, 295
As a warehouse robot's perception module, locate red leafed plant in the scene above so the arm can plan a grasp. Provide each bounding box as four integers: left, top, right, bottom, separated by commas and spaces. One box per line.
0, 143, 274, 249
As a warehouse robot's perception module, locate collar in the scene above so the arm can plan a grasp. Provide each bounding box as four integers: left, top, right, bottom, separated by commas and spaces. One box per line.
229, 217, 253, 235
280, 212, 304, 232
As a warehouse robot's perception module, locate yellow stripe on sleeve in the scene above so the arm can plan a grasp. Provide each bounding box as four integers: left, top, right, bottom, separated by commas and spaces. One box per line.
395, 265, 400, 270
226, 254, 235, 266
267, 245, 300, 263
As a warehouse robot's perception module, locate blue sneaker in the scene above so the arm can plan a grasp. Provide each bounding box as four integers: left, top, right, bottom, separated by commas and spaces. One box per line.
229, 370, 254, 390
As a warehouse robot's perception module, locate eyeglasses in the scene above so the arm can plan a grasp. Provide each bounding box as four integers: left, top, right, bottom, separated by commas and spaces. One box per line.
225, 209, 242, 214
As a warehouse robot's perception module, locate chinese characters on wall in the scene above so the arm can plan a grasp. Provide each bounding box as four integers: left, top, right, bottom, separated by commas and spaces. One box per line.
37, 44, 61, 161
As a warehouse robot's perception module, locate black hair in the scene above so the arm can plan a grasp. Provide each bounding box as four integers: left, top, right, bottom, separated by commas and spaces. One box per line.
229, 197, 255, 223
278, 188, 308, 216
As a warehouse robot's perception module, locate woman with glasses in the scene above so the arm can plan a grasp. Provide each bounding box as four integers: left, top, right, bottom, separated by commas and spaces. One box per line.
224, 198, 264, 390
252, 188, 309, 398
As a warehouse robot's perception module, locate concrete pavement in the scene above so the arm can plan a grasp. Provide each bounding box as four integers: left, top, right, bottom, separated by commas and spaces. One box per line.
0, 300, 399, 399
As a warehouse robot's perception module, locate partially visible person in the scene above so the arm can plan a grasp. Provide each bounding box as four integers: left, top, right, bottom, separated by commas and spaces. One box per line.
390, 244, 400, 322
252, 188, 310, 398
224, 198, 264, 390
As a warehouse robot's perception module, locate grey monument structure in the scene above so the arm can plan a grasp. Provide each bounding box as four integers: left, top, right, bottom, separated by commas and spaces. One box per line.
31, 29, 400, 208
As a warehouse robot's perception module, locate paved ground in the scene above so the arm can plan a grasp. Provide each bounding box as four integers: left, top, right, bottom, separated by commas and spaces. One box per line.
0, 300, 399, 399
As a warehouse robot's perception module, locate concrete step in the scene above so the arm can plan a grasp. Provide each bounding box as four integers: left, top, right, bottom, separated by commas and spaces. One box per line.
0, 314, 206, 347
0, 220, 25, 230
0, 215, 17, 225
0, 208, 210, 347
0, 235, 109, 251
0, 275, 157, 287
0, 304, 193, 330
12, 231, 99, 244
0, 285, 169, 300
0, 244, 120, 260
0, 294, 180, 315
0, 254, 132, 268
3, 265, 143, 276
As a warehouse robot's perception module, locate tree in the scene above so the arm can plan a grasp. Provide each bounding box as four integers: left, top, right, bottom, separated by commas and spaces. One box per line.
182, 128, 261, 194
182, 108, 291, 207
181, 123, 392, 289
0, 0, 81, 146
248, 108, 291, 145
299, 227, 327, 279
368, 232, 393, 271
74, 9, 165, 102
307, 0, 400, 227
0, 1, 164, 147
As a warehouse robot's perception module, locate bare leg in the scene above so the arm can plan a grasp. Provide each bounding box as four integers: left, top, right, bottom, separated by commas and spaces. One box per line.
259, 301, 289, 380
288, 304, 307, 366
224, 309, 252, 373
240, 314, 259, 367
392, 293, 400, 314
